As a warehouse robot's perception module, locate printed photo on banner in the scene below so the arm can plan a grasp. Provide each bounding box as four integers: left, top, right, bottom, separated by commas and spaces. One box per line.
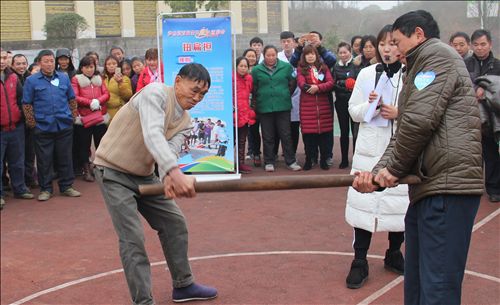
162, 16, 234, 173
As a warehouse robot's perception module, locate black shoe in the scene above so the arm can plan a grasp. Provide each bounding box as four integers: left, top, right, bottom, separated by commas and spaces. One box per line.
320, 160, 330, 170
339, 161, 349, 169
346, 259, 369, 289
303, 160, 312, 171
384, 249, 404, 275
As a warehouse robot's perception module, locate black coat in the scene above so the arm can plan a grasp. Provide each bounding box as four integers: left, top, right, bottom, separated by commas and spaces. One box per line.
332, 58, 357, 102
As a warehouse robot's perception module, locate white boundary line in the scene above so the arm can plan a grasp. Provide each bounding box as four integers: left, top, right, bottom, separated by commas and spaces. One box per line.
8, 250, 500, 305
472, 207, 500, 232
356, 276, 404, 305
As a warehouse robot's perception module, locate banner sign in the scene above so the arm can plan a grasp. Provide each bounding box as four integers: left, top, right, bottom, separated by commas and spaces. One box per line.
162, 16, 234, 173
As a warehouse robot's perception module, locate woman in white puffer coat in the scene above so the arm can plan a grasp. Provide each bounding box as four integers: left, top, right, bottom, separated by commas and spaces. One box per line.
344, 25, 409, 289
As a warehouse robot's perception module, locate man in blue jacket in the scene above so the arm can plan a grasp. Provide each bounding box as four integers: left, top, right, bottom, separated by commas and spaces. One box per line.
23, 50, 81, 201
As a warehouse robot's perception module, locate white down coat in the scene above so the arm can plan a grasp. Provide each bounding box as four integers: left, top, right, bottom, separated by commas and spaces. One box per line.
345, 64, 409, 233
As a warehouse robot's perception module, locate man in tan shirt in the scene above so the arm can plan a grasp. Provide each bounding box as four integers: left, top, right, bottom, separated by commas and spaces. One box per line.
94, 63, 217, 304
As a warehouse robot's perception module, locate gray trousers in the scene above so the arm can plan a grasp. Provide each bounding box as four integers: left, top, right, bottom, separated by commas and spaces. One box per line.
94, 166, 193, 305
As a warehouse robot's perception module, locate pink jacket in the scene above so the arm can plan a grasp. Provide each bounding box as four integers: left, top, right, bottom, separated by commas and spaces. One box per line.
71, 74, 110, 117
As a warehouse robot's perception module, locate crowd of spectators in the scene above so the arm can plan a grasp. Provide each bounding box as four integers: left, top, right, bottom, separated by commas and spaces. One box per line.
1, 25, 499, 211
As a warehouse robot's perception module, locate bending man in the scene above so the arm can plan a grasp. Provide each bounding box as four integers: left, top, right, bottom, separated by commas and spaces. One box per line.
94, 63, 217, 304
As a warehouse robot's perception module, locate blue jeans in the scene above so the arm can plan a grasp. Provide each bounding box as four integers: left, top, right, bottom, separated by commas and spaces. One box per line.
34, 127, 75, 193
1, 124, 29, 197
404, 195, 480, 305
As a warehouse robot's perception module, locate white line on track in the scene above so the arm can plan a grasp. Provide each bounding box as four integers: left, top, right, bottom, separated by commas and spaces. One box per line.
9, 208, 500, 305
472, 207, 500, 232
356, 276, 404, 305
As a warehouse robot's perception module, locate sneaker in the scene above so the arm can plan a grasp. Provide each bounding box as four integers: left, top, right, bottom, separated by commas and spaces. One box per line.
38, 191, 52, 201
346, 259, 369, 289
172, 283, 217, 303
326, 157, 333, 167
287, 162, 302, 171
0, 197, 5, 210
265, 164, 275, 172
253, 155, 262, 167
384, 249, 404, 275
61, 187, 81, 197
14, 192, 35, 199
239, 163, 252, 174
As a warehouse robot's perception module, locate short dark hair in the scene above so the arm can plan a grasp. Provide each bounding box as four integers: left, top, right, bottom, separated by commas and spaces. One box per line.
262, 45, 278, 56
471, 29, 491, 43
350, 35, 362, 47
449, 32, 470, 44
375, 24, 394, 63
109, 46, 124, 55
131, 56, 144, 64
178, 63, 211, 89
337, 41, 351, 53
242, 48, 257, 58
28, 63, 39, 73
392, 10, 440, 39
235, 56, 249, 68
360, 35, 377, 54
280, 31, 295, 40
249, 37, 263, 46
77, 55, 100, 76
85, 51, 100, 60
12, 54, 28, 64
37, 49, 55, 61
309, 30, 323, 41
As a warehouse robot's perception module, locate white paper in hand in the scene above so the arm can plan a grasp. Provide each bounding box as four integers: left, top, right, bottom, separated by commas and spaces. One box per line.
364, 74, 391, 127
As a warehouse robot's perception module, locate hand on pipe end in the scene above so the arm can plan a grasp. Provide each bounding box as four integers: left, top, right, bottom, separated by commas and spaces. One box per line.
352, 171, 379, 193
163, 167, 196, 199
374, 167, 399, 188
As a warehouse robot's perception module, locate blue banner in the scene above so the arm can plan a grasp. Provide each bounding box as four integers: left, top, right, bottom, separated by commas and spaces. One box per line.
162, 16, 234, 173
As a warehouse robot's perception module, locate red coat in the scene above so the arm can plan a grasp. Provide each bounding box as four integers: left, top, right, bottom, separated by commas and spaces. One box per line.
136, 64, 164, 92
297, 66, 334, 134
233, 73, 256, 127
0, 69, 22, 131
71, 74, 110, 117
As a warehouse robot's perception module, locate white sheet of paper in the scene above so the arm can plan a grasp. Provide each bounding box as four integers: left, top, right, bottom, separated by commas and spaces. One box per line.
363, 74, 390, 125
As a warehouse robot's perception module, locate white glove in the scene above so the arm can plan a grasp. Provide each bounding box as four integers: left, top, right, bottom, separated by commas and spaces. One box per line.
90, 99, 101, 111
74, 116, 83, 125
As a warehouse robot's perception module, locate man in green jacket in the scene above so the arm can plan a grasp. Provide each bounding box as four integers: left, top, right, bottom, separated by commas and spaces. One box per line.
353, 10, 483, 305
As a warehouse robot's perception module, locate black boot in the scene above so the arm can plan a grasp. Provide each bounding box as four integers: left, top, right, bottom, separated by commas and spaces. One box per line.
346, 259, 369, 289
384, 249, 404, 275
339, 160, 349, 169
